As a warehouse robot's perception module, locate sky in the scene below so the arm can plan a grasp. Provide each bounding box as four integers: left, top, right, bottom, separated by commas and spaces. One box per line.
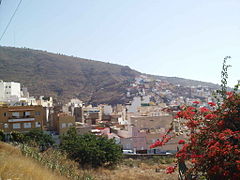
0, 0, 240, 87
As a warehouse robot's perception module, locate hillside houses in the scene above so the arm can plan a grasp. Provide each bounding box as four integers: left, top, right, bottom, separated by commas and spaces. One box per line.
0, 80, 214, 154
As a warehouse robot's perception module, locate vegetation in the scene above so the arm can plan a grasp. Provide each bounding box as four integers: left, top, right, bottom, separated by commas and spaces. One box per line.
151, 57, 240, 179
0, 142, 66, 180
0, 130, 4, 141
0, 46, 218, 104
20, 144, 93, 180
1, 141, 177, 180
10, 129, 54, 149
60, 127, 123, 168
0, 46, 138, 104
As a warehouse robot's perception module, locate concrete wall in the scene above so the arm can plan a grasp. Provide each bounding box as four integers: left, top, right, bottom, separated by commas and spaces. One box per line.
130, 115, 173, 129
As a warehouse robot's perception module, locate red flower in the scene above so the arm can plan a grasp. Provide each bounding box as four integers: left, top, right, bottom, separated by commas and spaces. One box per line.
208, 102, 216, 107
226, 92, 233, 96
166, 166, 175, 174
205, 114, 217, 120
178, 139, 185, 144
200, 107, 210, 113
191, 158, 197, 164
192, 101, 200, 104
217, 120, 224, 127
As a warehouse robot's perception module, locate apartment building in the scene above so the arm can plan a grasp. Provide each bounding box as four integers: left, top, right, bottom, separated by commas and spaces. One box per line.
52, 112, 75, 135
0, 105, 44, 133
0, 81, 21, 101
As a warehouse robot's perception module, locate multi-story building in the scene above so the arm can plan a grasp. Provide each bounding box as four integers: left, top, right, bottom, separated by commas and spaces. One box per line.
0, 105, 44, 133
0, 81, 21, 101
52, 112, 75, 135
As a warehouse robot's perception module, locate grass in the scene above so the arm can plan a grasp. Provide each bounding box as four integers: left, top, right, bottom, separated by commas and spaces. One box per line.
0, 142, 66, 180
0, 142, 178, 180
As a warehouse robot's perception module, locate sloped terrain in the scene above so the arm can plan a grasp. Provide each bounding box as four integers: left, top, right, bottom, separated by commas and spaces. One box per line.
0, 46, 139, 104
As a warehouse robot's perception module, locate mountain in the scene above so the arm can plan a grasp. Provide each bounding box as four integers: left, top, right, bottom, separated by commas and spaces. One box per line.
0, 46, 139, 104
151, 75, 219, 89
0, 46, 218, 104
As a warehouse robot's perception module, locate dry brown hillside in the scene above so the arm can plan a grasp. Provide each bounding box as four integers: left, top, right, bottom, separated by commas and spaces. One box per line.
0, 142, 67, 180
0, 46, 139, 104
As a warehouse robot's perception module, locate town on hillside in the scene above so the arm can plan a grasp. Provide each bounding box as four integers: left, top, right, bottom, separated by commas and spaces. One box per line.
0, 77, 216, 154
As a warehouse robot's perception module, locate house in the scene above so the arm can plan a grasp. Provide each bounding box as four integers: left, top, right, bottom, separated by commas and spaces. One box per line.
52, 112, 75, 135
0, 105, 44, 133
120, 127, 147, 152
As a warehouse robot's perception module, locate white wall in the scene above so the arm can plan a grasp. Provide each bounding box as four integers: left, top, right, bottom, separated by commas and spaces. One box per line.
0, 81, 5, 101
0, 81, 21, 101
4, 82, 21, 99
103, 105, 113, 115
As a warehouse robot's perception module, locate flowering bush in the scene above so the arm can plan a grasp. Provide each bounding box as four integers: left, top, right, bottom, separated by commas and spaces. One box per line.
151, 57, 240, 179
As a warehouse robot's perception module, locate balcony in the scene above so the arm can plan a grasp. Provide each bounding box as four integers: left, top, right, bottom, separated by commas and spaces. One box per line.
8, 118, 35, 122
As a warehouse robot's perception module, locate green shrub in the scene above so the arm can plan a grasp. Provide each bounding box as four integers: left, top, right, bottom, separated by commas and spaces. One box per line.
10, 129, 54, 150
60, 127, 122, 168
0, 130, 4, 141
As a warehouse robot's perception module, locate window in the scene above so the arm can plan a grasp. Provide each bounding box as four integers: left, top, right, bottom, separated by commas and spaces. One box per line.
24, 111, 31, 117
4, 123, 8, 128
35, 111, 41, 116
12, 112, 20, 118
61, 123, 66, 128
68, 123, 73, 127
35, 122, 41, 128
3, 112, 7, 117
13, 123, 21, 129
24, 122, 31, 128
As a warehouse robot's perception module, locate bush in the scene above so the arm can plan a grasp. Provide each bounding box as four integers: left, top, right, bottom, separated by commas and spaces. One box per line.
10, 129, 54, 150
24, 129, 54, 149
151, 57, 240, 179
0, 130, 5, 141
60, 127, 122, 168
10, 131, 25, 143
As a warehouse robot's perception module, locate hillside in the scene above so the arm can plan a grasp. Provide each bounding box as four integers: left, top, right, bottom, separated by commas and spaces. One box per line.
0, 142, 178, 180
0, 46, 218, 104
0, 142, 66, 180
0, 46, 139, 104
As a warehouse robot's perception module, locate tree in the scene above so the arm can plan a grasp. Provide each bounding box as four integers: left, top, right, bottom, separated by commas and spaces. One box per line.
10, 129, 54, 150
24, 129, 54, 149
60, 127, 122, 168
151, 57, 240, 179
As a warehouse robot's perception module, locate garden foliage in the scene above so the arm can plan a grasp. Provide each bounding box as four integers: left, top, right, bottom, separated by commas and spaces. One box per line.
60, 127, 123, 168
151, 57, 240, 179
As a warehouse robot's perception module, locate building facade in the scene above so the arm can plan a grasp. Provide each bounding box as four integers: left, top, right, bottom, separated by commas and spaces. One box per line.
52, 113, 75, 135
0, 105, 44, 133
0, 81, 21, 101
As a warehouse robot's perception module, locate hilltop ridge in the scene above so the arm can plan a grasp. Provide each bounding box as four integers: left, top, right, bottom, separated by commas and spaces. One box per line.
0, 46, 218, 104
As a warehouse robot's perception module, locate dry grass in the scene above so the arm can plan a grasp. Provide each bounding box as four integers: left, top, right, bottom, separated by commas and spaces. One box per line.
81, 163, 178, 180
0, 142, 178, 180
91, 165, 178, 180
82, 158, 178, 180
0, 142, 66, 180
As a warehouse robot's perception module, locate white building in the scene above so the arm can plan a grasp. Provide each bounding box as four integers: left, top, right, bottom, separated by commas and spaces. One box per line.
37, 96, 53, 108
126, 95, 151, 113
0, 80, 21, 101
102, 105, 113, 115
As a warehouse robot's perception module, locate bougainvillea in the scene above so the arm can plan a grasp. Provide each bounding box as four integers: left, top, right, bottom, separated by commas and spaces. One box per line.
151, 57, 240, 179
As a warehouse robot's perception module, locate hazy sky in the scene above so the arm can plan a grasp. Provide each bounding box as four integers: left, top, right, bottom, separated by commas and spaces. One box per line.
0, 0, 240, 87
